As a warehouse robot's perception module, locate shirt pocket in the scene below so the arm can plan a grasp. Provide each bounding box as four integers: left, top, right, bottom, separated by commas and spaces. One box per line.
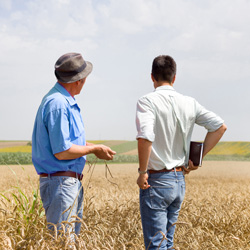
69, 106, 85, 140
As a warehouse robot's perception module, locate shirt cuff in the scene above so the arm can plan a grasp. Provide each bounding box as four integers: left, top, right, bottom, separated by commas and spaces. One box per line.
52, 141, 73, 154
136, 132, 155, 142
206, 120, 224, 132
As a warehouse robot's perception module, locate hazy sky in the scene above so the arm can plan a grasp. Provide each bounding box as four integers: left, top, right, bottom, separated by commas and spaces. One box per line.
0, 0, 249, 141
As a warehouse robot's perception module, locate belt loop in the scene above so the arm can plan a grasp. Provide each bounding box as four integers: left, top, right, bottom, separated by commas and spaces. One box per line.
48, 173, 51, 179
174, 168, 177, 177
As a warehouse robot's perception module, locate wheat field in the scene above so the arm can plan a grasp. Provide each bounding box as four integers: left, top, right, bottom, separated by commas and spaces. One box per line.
0, 161, 250, 250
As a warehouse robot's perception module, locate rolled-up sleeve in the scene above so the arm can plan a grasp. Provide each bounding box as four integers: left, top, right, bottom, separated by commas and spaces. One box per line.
136, 97, 155, 142
195, 102, 224, 132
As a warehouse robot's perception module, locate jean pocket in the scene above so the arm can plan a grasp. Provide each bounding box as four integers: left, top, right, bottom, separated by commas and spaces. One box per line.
61, 177, 78, 188
40, 180, 50, 210
149, 185, 174, 210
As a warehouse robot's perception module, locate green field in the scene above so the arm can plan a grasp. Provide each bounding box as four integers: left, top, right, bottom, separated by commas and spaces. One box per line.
0, 141, 250, 164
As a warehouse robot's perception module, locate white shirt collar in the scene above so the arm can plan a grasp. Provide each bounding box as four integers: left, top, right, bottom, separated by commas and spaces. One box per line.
155, 85, 175, 92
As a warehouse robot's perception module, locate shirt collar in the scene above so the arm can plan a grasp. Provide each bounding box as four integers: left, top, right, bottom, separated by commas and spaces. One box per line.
155, 85, 175, 92
54, 82, 77, 106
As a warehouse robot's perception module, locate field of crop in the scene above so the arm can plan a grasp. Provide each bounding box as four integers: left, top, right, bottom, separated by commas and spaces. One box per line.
0, 161, 249, 249
0, 141, 250, 165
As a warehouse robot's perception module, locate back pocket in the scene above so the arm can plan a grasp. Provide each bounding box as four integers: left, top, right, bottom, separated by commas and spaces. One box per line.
149, 184, 174, 210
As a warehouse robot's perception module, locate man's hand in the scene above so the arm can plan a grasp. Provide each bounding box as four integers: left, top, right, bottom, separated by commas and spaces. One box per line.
182, 160, 199, 175
94, 145, 116, 160
137, 173, 150, 189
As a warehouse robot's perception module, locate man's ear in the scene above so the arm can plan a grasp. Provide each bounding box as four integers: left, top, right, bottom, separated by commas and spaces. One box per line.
151, 74, 156, 83
151, 74, 158, 89
172, 75, 176, 84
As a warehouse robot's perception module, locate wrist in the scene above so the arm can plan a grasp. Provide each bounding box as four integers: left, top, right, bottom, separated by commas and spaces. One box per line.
88, 145, 98, 154
138, 168, 147, 174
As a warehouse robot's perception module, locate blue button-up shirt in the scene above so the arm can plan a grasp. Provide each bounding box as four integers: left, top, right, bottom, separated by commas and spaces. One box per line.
32, 82, 86, 174
136, 86, 224, 170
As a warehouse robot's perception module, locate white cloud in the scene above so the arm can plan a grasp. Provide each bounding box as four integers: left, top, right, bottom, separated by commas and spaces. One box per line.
0, 0, 250, 140
0, 0, 11, 10
1, 0, 98, 40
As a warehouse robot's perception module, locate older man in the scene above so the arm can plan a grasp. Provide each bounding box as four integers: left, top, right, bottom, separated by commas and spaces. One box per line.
136, 55, 227, 249
32, 52, 116, 235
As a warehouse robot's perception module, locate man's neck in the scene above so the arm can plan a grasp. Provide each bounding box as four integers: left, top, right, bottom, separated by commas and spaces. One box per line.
159, 82, 173, 86
154, 82, 173, 89
58, 81, 76, 97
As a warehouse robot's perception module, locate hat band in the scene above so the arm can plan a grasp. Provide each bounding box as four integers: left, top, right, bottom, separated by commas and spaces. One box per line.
55, 61, 87, 77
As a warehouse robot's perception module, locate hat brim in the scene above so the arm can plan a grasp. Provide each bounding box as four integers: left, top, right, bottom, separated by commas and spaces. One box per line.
57, 61, 93, 84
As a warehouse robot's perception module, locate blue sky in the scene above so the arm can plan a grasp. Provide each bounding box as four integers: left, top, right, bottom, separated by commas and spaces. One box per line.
0, 0, 249, 141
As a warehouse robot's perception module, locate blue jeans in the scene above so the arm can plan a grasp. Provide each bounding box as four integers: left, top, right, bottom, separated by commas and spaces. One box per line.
140, 171, 185, 250
39, 176, 84, 236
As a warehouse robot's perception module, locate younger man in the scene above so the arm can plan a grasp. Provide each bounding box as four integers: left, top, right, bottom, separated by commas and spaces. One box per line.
136, 55, 227, 249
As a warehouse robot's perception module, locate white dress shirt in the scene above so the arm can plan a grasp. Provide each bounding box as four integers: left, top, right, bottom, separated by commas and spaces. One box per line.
136, 85, 224, 170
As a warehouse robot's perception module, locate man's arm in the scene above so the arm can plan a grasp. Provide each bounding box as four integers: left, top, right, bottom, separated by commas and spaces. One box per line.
183, 123, 227, 174
54, 144, 116, 161
137, 138, 152, 189
203, 123, 227, 157
86, 142, 94, 146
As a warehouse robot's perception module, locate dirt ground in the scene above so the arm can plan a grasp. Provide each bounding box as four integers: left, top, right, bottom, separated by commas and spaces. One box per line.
0, 141, 29, 149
